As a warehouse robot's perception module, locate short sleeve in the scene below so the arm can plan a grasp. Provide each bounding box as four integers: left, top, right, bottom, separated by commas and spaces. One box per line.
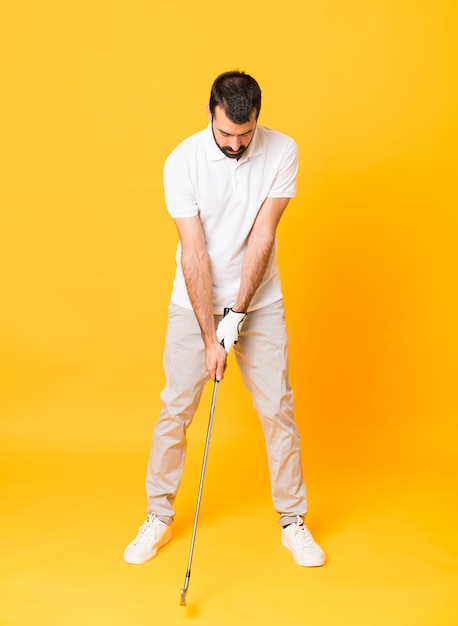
267, 137, 298, 199
163, 150, 199, 218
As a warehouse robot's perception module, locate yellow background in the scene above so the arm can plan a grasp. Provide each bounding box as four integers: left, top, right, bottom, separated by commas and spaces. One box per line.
1, 1, 457, 625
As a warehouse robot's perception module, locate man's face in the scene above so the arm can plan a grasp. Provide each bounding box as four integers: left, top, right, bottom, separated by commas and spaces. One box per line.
208, 105, 257, 159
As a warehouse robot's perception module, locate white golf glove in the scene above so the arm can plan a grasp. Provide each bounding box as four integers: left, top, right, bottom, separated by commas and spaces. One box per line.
216, 308, 247, 353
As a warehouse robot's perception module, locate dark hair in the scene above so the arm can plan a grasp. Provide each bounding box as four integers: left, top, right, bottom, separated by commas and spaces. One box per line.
209, 71, 262, 123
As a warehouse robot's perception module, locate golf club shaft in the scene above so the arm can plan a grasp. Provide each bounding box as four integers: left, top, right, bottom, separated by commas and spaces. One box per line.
180, 379, 219, 605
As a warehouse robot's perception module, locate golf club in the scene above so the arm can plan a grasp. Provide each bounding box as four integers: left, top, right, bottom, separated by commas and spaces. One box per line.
180, 378, 219, 606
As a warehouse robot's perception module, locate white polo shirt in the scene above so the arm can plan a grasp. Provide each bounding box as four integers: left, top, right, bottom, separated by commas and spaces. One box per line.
163, 123, 298, 313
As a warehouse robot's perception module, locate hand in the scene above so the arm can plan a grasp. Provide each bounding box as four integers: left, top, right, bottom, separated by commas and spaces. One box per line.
205, 340, 227, 381
216, 308, 247, 354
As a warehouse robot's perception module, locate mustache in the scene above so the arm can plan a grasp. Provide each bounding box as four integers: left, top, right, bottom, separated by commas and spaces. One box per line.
220, 145, 247, 158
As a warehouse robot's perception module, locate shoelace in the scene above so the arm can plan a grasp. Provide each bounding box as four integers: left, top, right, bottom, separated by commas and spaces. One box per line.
134, 514, 158, 545
291, 520, 316, 550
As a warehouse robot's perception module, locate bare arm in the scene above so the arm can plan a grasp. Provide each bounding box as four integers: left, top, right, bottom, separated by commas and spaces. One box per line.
233, 197, 290, 312
173, 216, 227, 381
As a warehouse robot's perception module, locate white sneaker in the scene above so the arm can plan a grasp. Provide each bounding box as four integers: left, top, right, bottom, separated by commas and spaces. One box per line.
124, 513, 172, 564
281, 516, 326, 567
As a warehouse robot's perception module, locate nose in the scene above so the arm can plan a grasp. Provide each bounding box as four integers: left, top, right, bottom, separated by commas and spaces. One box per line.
230, 137, 241, 150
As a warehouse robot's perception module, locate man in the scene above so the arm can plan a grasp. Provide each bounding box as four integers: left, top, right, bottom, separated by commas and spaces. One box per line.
124, 71, 325, 568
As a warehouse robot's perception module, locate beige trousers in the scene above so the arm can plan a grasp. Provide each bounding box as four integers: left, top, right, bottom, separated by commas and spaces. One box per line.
146, 300, 308, 527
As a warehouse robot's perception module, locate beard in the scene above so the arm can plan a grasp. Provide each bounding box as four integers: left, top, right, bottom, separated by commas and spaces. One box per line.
211, 125, 254, 160
219, 144, 248, 160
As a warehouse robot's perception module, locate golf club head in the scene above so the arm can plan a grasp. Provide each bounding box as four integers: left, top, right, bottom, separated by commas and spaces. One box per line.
180, 588, 187, 606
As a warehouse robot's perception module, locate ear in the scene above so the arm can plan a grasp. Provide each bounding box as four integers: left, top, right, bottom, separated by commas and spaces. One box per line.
206, 105, 212, 122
